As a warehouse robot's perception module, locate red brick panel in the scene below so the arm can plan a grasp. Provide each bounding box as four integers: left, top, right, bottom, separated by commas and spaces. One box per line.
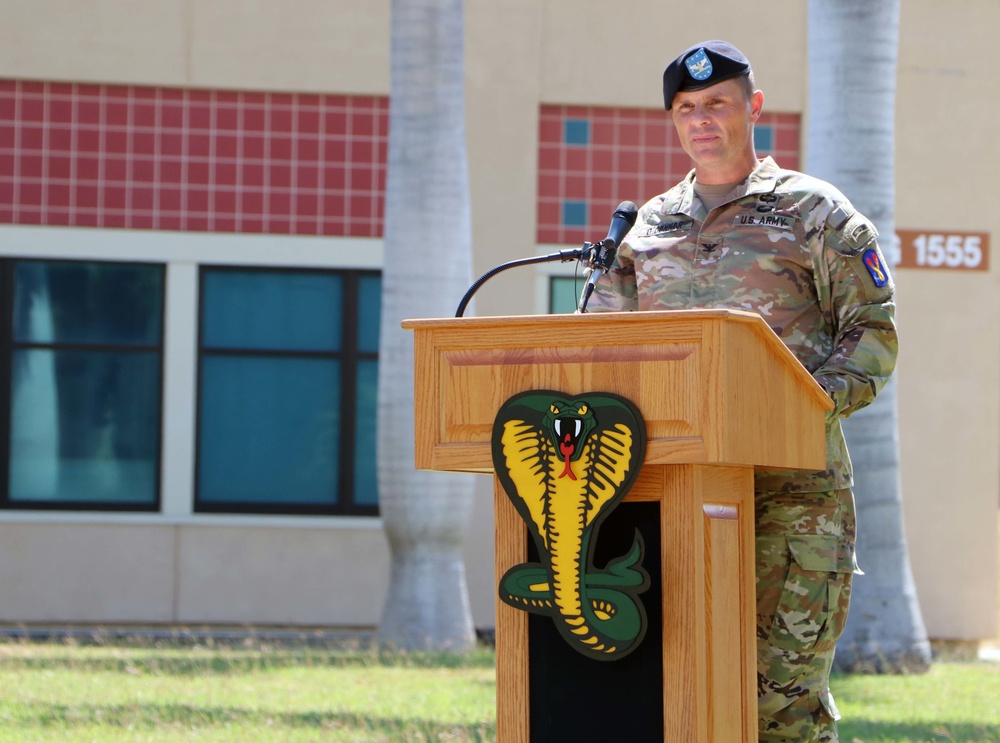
537, 104, 801, 245
0, 81, 388, 237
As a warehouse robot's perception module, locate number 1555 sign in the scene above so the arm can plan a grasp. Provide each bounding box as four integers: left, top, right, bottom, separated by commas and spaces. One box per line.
894, 230, 990, 272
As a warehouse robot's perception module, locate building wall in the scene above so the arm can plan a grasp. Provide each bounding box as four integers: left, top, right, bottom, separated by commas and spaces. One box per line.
894, 0, 1000, 638
0, 0, 996, 641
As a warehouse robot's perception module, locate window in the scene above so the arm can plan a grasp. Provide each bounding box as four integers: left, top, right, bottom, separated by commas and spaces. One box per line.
564, 118, 591, 146
0, 259, 165, 510
550, 276, 581, 314
195, 267, 380, 515
754, 124, 774, 153
562, 200, 588, 228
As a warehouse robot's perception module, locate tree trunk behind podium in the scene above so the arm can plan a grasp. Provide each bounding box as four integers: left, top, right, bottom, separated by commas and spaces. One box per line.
376, 0, 477, 652
806, 0, 931, 673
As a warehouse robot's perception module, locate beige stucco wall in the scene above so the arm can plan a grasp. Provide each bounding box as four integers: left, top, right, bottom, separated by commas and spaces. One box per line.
0, 522, 388, 624
894, 0, 1000, 639
0, 0, 390, 94
0, 0, 996, 641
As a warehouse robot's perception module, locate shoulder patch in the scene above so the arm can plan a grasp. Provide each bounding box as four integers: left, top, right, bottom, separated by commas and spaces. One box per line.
862, 248, 890, 288
843, 242, 895, 301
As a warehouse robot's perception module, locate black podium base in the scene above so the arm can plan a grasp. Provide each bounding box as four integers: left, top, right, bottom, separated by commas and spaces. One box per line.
527, 502, 664, 742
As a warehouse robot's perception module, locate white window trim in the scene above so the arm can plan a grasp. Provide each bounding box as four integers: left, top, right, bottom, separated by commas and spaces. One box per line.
0, 224, 384, 529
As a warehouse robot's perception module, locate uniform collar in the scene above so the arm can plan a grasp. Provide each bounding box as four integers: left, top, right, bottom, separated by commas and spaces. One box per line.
663, 156, 780, 217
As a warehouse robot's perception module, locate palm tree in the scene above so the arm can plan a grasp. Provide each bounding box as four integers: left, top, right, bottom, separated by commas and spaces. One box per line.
375, 0, 478, 652
806, 0, 931, 672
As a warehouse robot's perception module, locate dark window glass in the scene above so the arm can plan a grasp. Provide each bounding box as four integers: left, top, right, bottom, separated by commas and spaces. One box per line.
563, 200, 588, 228
199, 356, 340, 505
353, 358, 378, 506
14, 261, 163, 346
196, 267, 380, 515
550, 276, 581, 314
564, 119, 590, 146
754, 124, 775, 152
3, 260, 164, 510
202, 270, 343, 352
357, 275, 381, 354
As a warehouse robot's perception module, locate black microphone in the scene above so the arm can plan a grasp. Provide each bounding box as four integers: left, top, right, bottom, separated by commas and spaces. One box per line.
577, 201, 638, 312
603, 200, 639, 252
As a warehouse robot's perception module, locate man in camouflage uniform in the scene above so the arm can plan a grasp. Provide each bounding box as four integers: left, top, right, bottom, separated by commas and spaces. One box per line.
589, 40, 897, 742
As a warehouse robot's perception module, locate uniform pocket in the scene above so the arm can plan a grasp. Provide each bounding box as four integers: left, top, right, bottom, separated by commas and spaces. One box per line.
767, 534, 854, 654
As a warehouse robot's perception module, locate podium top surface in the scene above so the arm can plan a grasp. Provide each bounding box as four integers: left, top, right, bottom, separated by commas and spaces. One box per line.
403, 309, 833, 473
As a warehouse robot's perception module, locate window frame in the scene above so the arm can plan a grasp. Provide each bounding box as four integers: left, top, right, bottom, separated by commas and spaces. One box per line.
193, 264, 380, 517
0, 256, 166, 513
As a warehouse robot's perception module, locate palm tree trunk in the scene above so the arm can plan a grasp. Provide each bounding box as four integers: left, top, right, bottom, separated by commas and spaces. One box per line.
375, 0, 477, 651
806, 0, 931, 672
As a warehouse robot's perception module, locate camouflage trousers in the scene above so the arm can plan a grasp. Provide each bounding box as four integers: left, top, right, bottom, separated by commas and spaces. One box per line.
755, 488, 858, 743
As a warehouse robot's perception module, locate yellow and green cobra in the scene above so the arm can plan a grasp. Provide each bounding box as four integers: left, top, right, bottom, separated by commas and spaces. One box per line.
492, 390, 649, 661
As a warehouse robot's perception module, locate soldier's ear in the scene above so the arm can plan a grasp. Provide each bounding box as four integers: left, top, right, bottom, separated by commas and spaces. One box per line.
750, 90, 764, 121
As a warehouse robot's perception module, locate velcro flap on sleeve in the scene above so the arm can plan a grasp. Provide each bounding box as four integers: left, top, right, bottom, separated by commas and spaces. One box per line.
828, 211, 879, 256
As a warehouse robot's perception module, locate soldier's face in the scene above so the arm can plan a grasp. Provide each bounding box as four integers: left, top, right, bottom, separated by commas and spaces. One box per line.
670, 78, 763, 181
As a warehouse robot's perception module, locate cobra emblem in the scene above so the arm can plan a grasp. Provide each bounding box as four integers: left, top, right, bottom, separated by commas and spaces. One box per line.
492, 390, 649, 661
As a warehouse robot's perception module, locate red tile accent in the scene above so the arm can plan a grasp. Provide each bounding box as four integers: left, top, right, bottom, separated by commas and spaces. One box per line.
77, 128, 102, 152
297, 137, 320, 162
591, 148, 614, 174
563, 149, 588, 173
48, 126, 73, 151
591, 120, 615, 146
160, 187, 183, 213
241, 136, 266, 160
186, 216, 210, 232
21, 126, 45, 151
213, 189, 238, 214
618, 150, 641, 175
537, 104, 800, 244
537, 146, 561, 172
104, 186, 128, 211
20, 182, 43, 206
76, 184, 100, 209
324, 165, 348, 191
48, 155, 73, 180
267, 191, 292, 216
74, 211, 100, 227
0, 80, 389, 237
296, 164, 320, 190
159, 159, 183, 185
187, 160, 210, 186
352, 168, 377, 192
297, 192, 319, 217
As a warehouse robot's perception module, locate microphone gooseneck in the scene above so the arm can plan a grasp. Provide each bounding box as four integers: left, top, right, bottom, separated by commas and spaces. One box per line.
453, 200, 638, 318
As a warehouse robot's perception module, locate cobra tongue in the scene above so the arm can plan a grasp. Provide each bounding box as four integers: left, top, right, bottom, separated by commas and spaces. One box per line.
559, 434, 577, 480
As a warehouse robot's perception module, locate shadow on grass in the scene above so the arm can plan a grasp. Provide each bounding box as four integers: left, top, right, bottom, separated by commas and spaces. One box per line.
840, 719, 1000, 742
12, 701, 497, 741
0, 647, 497, 676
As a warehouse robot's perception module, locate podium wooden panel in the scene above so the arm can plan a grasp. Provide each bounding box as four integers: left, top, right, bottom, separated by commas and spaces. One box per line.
402, 309, 832, 743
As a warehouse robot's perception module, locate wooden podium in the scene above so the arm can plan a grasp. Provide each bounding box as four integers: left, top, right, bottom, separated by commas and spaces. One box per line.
402, 309, 832, 743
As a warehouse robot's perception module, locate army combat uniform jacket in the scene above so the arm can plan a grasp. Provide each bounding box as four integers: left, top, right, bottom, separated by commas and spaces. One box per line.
590, 157, 898, 493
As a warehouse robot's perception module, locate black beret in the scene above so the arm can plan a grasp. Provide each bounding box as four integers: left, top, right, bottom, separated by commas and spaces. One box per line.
662, 40, 752, 110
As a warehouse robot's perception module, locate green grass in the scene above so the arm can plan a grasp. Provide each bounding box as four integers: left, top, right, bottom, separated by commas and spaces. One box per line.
0, 639, 497, 742
835, 662, 1000, 743
0, 638, 998, 742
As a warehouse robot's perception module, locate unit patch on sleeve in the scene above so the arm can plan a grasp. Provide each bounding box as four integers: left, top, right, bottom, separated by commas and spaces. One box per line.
862, 248, 890, 288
